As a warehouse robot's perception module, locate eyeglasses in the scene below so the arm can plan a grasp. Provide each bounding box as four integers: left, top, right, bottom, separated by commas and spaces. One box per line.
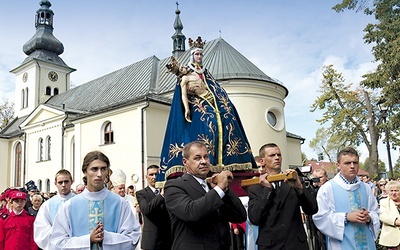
379, 184, 386, 186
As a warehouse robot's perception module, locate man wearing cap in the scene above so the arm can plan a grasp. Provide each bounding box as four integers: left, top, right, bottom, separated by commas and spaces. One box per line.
0, 190, 38, 250
136, 165, 172, 250
25, 180, 39, 211
34, 169, 75, 249
0, 188, 17, 218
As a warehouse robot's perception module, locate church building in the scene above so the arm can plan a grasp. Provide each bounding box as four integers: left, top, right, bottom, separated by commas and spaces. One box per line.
0, 0, 304, 192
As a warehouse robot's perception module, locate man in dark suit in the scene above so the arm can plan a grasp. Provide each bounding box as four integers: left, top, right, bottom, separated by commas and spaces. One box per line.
248, 143, 318, 250
136, 165, 172, 250
164, 141, 247, 250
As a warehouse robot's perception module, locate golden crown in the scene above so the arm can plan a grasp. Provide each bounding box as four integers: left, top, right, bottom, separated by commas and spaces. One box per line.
188, 36, 206, 50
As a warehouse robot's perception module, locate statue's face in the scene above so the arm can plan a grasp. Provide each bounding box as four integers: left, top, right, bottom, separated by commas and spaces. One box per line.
179, 66, 188, 74
192, 50, 203, 64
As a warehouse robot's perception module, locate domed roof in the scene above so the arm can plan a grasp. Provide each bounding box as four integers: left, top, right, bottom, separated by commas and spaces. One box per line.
21, 0, 67, 67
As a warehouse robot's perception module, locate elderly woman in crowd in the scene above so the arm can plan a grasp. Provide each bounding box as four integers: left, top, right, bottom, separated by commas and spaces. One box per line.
28, 194, 43, 216
379, 181, 400, 249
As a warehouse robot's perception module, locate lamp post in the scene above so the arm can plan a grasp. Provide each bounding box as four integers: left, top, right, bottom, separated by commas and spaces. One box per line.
378, 100, 393, 178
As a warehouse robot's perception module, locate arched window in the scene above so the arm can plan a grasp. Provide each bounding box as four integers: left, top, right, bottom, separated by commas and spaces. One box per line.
21, 89, 25, 109
54, 88, 59, 95
46, 86, 51, 95
14, 142, 22, 187
39, 138, 44, 161
46, 179, 50, 193
25, 87, 29, 108
71, 137, 76, 178
46, 136, 51, 160
104, 122, 114, 144
37, 179, 42, 192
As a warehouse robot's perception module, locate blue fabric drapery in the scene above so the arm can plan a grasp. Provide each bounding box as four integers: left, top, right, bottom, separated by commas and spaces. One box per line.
158, 69, 256, 185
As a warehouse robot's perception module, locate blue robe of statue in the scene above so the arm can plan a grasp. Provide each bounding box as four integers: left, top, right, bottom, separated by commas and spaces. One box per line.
158, 68, 256, 183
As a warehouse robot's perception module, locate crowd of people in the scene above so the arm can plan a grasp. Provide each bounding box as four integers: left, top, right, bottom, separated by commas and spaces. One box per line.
0, 145, 398, 250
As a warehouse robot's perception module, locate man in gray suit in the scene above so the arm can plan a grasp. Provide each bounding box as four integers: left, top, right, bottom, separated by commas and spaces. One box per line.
164, 141, 247, 250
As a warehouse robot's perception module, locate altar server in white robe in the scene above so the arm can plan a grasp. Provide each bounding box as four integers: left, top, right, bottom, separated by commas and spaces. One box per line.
50, 151, 141, 250
312, 147, 380, 250
34, 169, 75, 249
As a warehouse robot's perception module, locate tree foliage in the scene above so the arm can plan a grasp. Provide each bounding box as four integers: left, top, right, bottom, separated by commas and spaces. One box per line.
393, 157, 400, 179
301, 152, 308, 166
309, 127, 348, 163
363, 157, 387, 173
310, 65, 381, 174
333, 0, 400, 148
0, 99, 15, 130
333, 0, 371, 12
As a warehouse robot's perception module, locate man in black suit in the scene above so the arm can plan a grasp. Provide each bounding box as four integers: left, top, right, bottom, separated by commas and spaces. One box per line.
248, 143, 318, 250
136, 165, 172, 250
164, 141, 247, 250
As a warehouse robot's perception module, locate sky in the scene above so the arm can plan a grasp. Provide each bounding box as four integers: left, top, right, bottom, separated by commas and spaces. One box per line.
0, 0, 398, 169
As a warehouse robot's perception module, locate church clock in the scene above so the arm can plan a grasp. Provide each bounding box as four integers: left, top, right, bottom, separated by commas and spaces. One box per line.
48, 71, 58, 82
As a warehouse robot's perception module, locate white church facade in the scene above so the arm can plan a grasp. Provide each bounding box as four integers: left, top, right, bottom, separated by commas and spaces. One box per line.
0, 1, 304, 193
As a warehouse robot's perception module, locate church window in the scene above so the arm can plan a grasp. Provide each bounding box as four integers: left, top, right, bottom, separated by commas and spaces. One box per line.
39, 138, 44, 161
54, 88, 59, 95
21, 89, 25, 109
25, 87, 29, 108
45, 179, 50, 193
37, 179, 42, 192
70, 137, 76, 178
265, 107, 284, 131
104, 122, 114, 144
14, 142, 22, 187
267, 111, 277, 126
46, 136, 51, 160
46, 86, 51, 95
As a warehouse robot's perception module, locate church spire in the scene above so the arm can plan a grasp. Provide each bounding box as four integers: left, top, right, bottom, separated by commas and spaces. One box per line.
171, 2, 186, 58
22, 0, 65, 62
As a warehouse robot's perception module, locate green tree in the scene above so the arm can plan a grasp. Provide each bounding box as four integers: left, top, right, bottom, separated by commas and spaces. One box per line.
301, 152, 308, 166
309, 127, 350, 163
310, 65, 381, 175
393, 157, 400, 179
363, 157, 387, 179
0, 99, 14, 130
333, 0, 400, 148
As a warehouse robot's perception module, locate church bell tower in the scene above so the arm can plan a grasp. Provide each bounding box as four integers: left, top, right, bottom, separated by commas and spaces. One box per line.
11, 0, 76, 117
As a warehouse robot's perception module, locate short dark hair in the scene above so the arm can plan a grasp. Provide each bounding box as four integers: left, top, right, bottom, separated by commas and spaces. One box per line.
259, 143, 278, 158
55, 169, 73, 182
182, 141, 207, 159
337, 147, 359, 163
147, 165, 160, 171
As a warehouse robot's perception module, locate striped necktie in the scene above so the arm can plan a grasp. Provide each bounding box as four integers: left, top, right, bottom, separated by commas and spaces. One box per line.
201, 181, 208, 192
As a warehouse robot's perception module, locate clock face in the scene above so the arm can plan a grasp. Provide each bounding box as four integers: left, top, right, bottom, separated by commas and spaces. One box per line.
48, 71, 58, 82
22, 72, 28, 83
